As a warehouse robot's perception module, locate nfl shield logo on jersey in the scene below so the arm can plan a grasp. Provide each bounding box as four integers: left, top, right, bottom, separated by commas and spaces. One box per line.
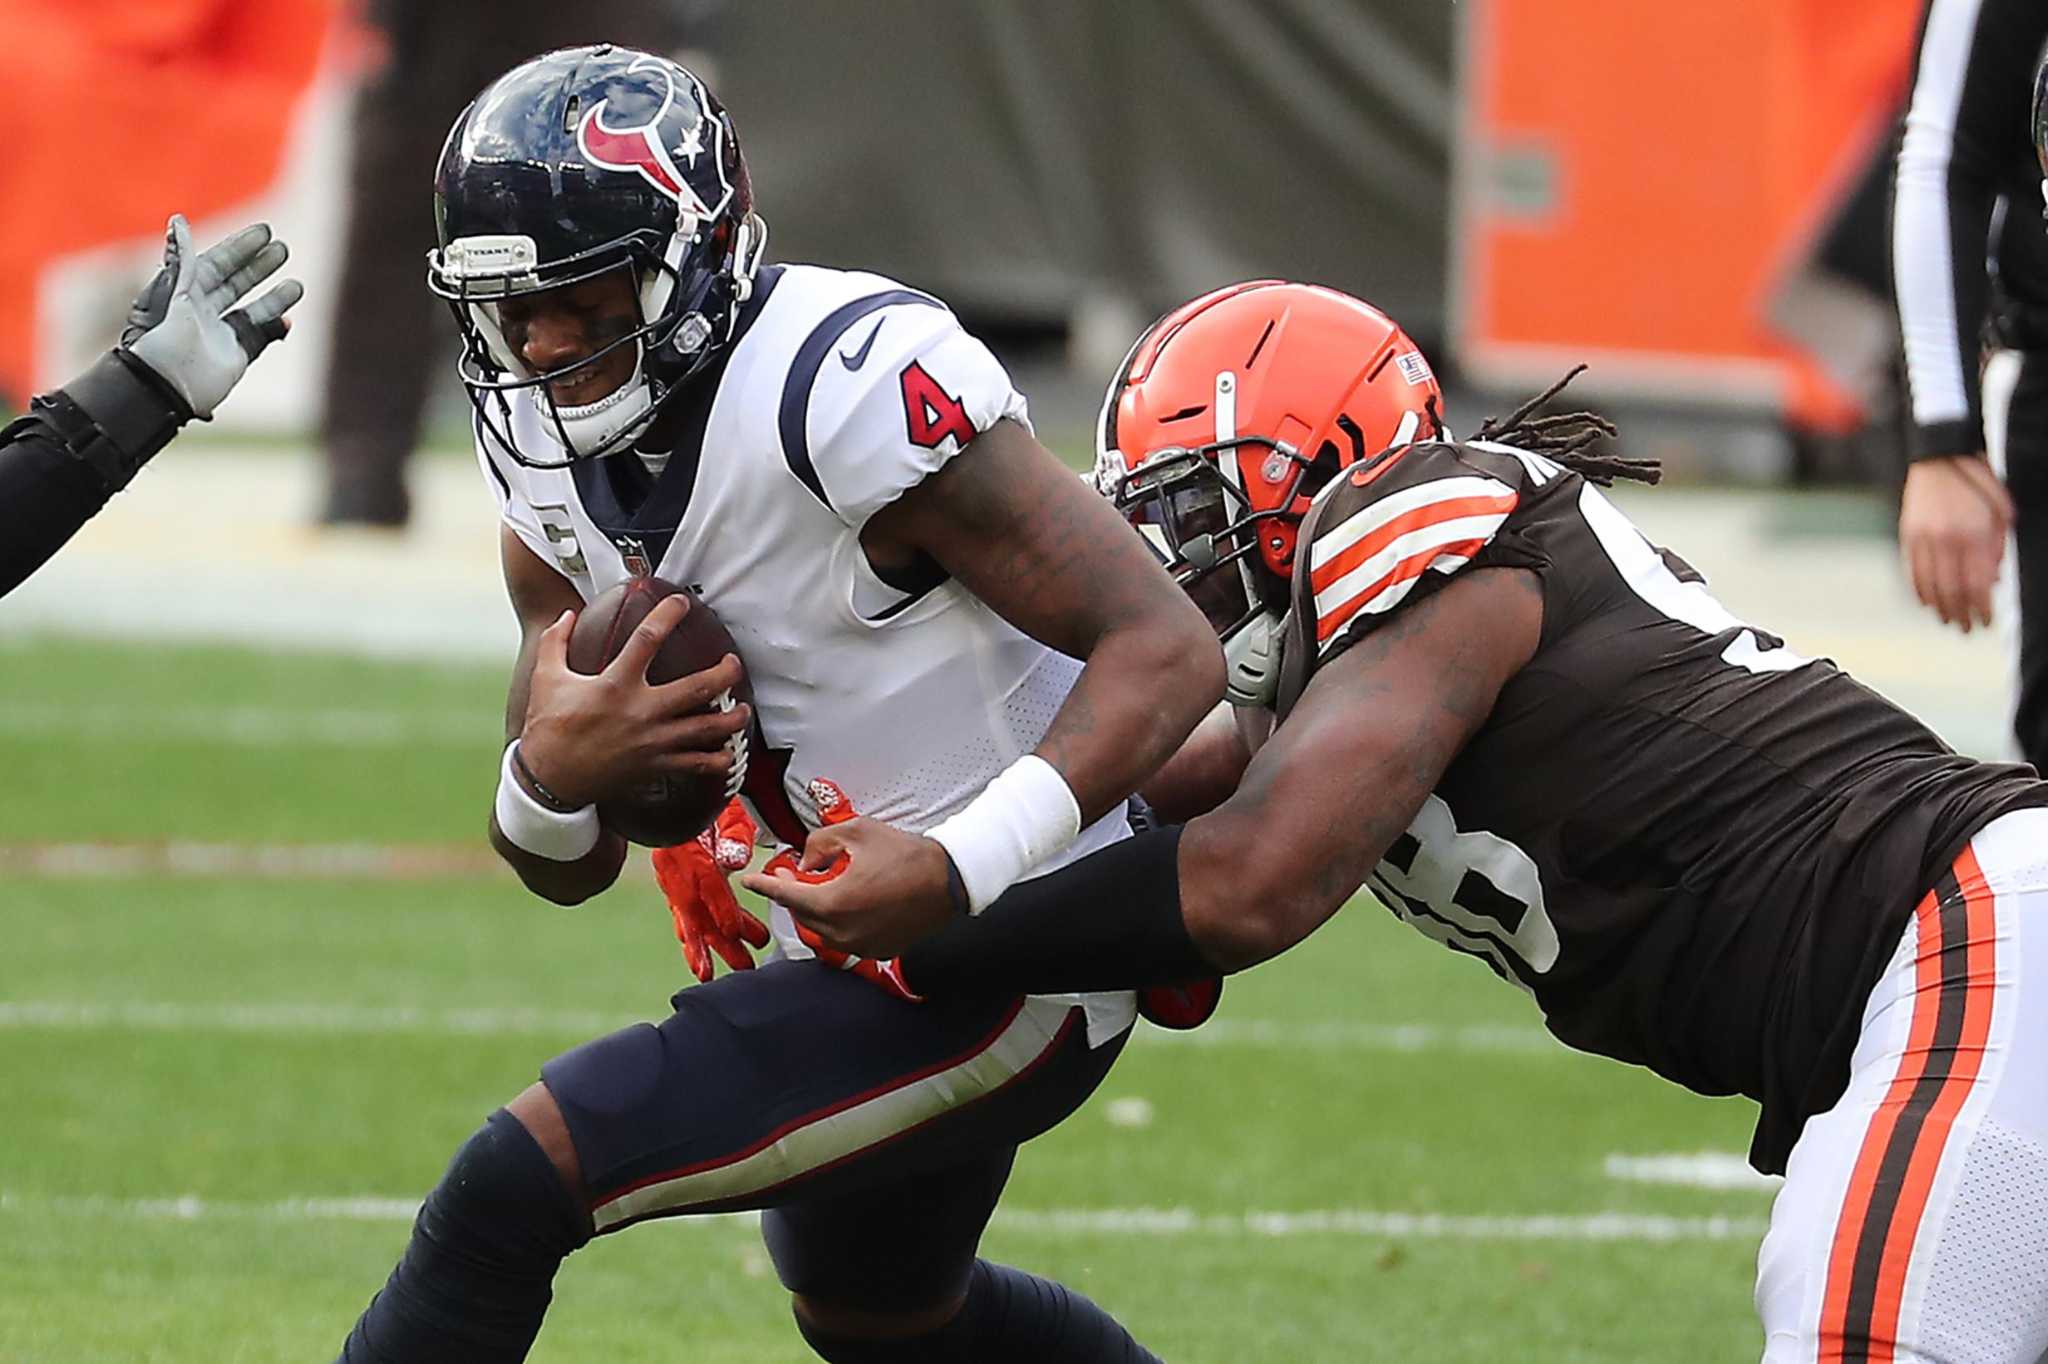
614, 535, 654, 577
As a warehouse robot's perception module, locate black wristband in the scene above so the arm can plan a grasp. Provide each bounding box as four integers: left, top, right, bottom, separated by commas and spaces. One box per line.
900, 825, 1215, 998
1904, 418, 1983, 463
510, 741, 582, 814
40, 350, 190, 493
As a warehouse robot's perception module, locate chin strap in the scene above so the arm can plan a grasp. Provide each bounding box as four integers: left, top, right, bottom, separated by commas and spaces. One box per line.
534, 345, 655, 459
729, 213, 768, 306
1221, 610, 1284, 709
515, 213, 774, 464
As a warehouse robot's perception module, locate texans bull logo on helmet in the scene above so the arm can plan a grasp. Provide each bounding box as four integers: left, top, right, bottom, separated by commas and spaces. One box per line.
576, 56, 714, 219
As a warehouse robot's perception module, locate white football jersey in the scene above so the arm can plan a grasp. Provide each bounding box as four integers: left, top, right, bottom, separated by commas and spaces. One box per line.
476, 263, 1135, 1043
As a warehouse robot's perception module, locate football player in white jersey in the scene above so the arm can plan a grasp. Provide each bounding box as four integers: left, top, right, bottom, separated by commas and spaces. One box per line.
333, 47, 1221, 1364
782, 282, 2048, 1363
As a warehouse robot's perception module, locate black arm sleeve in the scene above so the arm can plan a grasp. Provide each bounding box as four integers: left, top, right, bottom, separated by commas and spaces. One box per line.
898, 825, 1221, 998
0, 350, 188, 598
0, 422, 112, 597
1892, 0, 2048, 460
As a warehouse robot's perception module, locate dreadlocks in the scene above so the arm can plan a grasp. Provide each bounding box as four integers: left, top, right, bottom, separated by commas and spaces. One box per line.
1471, 366, 1660, 488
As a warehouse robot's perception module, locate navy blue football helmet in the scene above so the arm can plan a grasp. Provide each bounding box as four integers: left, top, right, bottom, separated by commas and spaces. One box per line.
428, 45, 766, 468
2035, 36, 2048, 220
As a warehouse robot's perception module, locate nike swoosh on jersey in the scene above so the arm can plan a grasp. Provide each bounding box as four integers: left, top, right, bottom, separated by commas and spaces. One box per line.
838, 319, 885, 370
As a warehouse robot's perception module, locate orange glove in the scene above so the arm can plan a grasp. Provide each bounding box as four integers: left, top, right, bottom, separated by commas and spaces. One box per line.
651, 800, 771, 983
1138, 978, 1224, 1030
766, 779, 922, 1003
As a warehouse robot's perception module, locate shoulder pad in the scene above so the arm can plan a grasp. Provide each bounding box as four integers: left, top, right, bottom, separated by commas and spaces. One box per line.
1294, 441, 1524, 654
777, 292, 1025, 527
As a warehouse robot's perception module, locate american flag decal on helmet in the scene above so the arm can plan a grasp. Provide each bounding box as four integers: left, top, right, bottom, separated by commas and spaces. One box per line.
1309, 474, 1519, 647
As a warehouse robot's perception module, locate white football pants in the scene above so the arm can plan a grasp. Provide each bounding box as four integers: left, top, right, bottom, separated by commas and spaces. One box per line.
1757, 807, 2048, 1363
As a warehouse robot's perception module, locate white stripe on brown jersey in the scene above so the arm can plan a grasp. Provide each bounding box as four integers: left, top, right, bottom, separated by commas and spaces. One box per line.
1304, 466, 1518, 649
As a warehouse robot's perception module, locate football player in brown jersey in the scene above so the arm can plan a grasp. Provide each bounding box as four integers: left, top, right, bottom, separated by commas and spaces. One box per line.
752, 282, 2048, 1363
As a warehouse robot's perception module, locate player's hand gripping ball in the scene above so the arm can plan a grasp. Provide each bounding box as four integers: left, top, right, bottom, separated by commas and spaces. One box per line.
567, 577, 752, 846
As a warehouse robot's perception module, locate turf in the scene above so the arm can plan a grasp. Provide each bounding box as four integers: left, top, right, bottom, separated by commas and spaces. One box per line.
0, 636, 1773, 1362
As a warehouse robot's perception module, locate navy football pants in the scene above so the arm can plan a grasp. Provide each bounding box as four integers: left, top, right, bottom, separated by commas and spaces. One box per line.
539, 961, 1123, 1310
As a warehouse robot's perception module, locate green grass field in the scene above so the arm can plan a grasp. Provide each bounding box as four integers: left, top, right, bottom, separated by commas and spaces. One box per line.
0, 633, 1777, 1362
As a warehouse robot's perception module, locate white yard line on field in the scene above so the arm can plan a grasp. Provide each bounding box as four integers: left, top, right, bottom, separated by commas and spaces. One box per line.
1138, 1018, 1553, 1054
0, 997, 1557, 1055
0, 842, 512, 879
0, 1000, 643, 1037
0, 1190, 1765, 1242
0, 701, 492, 749
1603, 1152, 1782, 1194
991, 1207, 1768, 1241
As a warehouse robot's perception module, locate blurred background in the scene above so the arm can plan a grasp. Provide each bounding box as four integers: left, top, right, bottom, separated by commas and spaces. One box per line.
0, 1, 2023, 1360
3, 0, 1996, 742
3, 0, 1924, 470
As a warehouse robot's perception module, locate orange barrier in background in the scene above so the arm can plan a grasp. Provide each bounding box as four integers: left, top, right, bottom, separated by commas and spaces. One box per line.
0, 0, 336, 404
1454, 0, 1923, 429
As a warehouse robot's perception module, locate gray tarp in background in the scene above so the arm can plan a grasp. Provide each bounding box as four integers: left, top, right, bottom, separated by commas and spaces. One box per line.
710, 0, 1454, 341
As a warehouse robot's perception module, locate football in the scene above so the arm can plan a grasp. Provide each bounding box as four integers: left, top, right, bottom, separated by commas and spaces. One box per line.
565, 576, 751, 847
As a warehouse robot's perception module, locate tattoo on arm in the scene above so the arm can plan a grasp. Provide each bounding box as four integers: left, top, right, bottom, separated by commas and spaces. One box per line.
891, 421, 1161, 657
870, 419, 1222, 821
1185, 569, 1542, 965
1302, 569, 1540, 901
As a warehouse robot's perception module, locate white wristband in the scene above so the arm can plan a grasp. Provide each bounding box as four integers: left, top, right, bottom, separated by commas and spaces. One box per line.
494, 742, 601, 862
925, 754, 1083, 913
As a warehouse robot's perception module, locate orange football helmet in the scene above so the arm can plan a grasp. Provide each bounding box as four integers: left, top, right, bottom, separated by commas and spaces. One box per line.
1094, 281, 1445, 701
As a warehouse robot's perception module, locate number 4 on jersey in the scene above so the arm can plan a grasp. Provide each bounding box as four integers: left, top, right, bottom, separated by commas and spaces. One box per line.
901, 361, 977, 450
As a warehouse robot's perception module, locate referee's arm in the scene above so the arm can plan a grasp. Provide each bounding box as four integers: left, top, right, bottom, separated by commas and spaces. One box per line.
0, 353, 191, 598
0, 214, 301, 600
1890, 0, 2043, 629
1892, 0, 2040, 461
0, 432, 104, 594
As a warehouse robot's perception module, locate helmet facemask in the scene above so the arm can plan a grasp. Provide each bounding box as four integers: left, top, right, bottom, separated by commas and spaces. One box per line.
431, 216, 756, 470
1107, 435, 1317, 644
2035, 35, 2048, 222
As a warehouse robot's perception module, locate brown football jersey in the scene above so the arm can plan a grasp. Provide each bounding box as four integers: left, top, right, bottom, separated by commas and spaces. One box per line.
1276, 438, 2045, 1172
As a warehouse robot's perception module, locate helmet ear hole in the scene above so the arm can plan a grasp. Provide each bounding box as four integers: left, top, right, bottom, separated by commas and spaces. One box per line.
1333, 413, 1370, 462
1301, 439, 1343, 499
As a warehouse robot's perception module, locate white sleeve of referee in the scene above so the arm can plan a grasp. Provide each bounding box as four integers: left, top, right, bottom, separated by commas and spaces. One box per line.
1891, 0, 2044, 461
